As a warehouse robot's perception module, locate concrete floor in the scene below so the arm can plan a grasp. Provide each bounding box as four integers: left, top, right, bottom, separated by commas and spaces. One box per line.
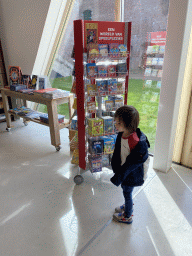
0, 120, 192, 256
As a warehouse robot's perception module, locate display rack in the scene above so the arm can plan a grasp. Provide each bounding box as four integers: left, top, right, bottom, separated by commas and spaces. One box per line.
143, 31, 166, 87
72, 20, 131, 184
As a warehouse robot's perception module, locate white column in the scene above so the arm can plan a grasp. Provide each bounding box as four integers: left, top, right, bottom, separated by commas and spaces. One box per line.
153, 0, 192, 172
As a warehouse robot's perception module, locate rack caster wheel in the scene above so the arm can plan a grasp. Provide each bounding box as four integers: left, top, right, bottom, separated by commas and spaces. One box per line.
74, 175, 84, 185
6, 127, 11, 132
56, 146, 61, 152
23, 121, 28, 126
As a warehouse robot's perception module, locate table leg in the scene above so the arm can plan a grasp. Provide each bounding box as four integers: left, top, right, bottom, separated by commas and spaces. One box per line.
47, 101, 60, 147
1, 91, 11, 128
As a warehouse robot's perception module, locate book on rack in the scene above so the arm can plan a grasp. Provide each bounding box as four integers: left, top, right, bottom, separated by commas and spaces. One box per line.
109, 43, 120, 57
98, 65, 108, 78
107, 65, 116, 77
87, 84, 97, 96
157, 58, 164, 66
151, 58, 158, 65
116, 63, 127, 76
108, 79, 117, 95
146, 57, 153, 66
87, 43, 100, 59
157, 70, 163, 78
105, 100, 114, 111
146, 46, 153, 54
86, 63, 97, 78
152, 45, 160, 54
151, 69, 158, 77
159, 45, 165, 54
144, 68, 152, 76
97, 80, 108, 96
118, 44, 128, 57
87, 101, 96, 113
98, 44, 108, 57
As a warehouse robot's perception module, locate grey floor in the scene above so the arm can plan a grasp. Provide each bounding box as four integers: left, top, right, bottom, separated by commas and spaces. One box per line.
0, 120, 192, 256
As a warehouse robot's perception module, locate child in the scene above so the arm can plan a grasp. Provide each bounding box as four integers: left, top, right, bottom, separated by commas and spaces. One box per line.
110, 105, 150, 224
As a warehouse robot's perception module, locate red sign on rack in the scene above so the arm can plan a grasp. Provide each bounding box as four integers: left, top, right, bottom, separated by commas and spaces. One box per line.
149, 31, 167, 46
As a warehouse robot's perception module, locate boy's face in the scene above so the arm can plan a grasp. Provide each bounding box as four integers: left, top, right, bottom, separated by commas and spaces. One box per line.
114, 118, 126, 133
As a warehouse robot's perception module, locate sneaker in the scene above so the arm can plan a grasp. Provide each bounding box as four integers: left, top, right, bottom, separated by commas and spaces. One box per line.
113, 212, 133, 224
115, 204, 125, 213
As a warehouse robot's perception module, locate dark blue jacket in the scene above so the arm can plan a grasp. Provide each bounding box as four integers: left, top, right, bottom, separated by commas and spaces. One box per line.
110, 128, 150, 187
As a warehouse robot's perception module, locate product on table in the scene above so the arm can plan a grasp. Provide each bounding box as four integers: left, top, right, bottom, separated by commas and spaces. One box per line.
8, 66, 22, 85
38, 76, 47, 90
71, 116, 78, 130
97, 80, 108, 96
108, 79, 117, 95
88, 118, 103, 136
10, 84, 27, 91
98, 65, 108, 78
86, 63, 97, 78
30, 75, 38, 89
21, 75, 31, 88
102, 116, 114, 135
39, 113, 65, 124
109, 43, 120, 57
88, 137, 104, 155
98, 44, 108, 57
118, 44, 128, 57
89, 155, 102, 173
107, 65, 116, 77
100, 135, 115, 154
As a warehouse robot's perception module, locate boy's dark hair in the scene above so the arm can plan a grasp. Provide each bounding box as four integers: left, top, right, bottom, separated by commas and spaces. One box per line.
114, 105, 139, 132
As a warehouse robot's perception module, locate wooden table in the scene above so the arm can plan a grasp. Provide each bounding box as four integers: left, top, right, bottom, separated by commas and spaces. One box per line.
1, 88, 74, 151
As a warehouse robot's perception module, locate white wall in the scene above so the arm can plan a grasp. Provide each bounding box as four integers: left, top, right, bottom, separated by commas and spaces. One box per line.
0, 0, 51, 77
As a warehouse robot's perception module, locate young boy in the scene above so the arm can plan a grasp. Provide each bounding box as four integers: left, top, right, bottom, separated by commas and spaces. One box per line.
111, 105, 150, 224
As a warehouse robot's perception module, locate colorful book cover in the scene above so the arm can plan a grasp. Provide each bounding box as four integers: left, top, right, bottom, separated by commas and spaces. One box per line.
115, 99, 124, 109
85, 22, 98, 48
118, 44, 128, 57
102, 116, 114, 135
87, 43, 99, 59
151, 69, 158, 77
21, 75, 31, 88
97, 80, 108, 96
87, 84, 97, 96
116, 63, 127, 76
152, 45, 160, 53
109, 43, 119, 57
38, 76, 47, 90
98, 65, 108, 78
89, 155, 102, 173
157, 81, 162, 88
86, 63, 97, 78
108, 79, 117, 95
88, 118, 103, 137
9, 66, 22, 85
146, 46, 153, 54
157, 70, 163, 78
88, 137, 104, 155
159, 45, 165, 54
144, 68, 152, 76
87, 101, 96, 113
30, 75, 37, 89
152, 58, 158, 65
117, 83, 124, 94
146, 58, 153, 66
158, 58, 164, 66
107, 65, 116, 77
105, 100, 114, 111
98, 44, 108, 56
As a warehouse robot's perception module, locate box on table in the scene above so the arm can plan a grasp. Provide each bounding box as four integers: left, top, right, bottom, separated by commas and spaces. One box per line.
88, 118, 103, 136
39, 113, 65, 124
8, 66, 22, 85
10, 84, 27, 91
102, 116, 114, 135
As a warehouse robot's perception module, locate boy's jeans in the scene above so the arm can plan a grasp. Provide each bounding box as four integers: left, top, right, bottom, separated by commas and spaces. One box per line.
121, 185, 134, 217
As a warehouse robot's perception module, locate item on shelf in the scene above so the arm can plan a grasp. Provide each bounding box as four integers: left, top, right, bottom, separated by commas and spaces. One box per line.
146, 57, 152, 66
86, 63, 97, 78
97, 80, 108, 96
10, 84, 27, 91
146, 46, 153, 54
19, 88, 34, 94
159, 45, 165, 54
71, 149, 79, 165
71, 116, 78, 130
105, 100, 114, 111
34, 88, 69, 99
152, 45, 160, 54
158, 58, 164, 66
8, 66, 22, 85
21, 75, 31, 88
108, 79, 117, 95
39, 113, 65, 124
151, 69, 158, 77
98, 44, 108, 57
152, 58, 158, 65
98, 65, 108, 78
107, 65, 116, 77
102, 116, 114, 135
101, 154, 110, 167
144, 68, 152, 76
100, 135, 115, 154
87, 101, 96, 113
30, 75, 38, 89
109, 43, 120, 57
87, 43, 100, 59
116, 63, 127, 76
119, 44, 128, 57
117, 82, 124, 94
145, 80, 153, 88
88, 155, 102, 173
88, 137, 104, 155
157, 70, 163, 78
157, 81, 162, 88
115, 99, 124, 109
87, 83, 97, 96
110, 134, 118, 144
88, 118, 103, 136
